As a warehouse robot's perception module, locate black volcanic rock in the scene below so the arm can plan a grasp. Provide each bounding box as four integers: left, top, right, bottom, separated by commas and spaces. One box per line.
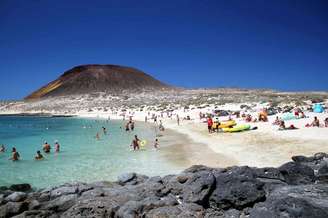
1, 153, 328, 217
25, 64, 171, 99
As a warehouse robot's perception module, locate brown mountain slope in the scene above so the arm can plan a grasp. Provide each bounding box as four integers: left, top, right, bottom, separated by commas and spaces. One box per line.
25, 65, 171, 99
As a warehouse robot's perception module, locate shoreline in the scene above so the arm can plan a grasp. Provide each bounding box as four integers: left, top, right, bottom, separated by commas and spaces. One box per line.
1, 96, 328, 169
1, 109, 328, 168
74, 110, 328, 168
0, 115, 233, 188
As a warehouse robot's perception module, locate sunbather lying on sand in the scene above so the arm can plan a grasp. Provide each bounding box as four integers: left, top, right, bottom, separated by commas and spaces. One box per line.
279, 121, 297, 130
272, 116, 281, 125
245, 114, 252, 122
279, 120, 286, 129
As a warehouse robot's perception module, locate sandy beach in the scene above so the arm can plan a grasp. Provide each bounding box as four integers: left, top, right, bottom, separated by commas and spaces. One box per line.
163, 113, 328, 167
1, 91, 328, 169
71, 101, 328, 168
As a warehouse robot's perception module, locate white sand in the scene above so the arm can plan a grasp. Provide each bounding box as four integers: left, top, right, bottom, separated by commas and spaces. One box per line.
73, 104, 328, 168
163, 112, 328, 167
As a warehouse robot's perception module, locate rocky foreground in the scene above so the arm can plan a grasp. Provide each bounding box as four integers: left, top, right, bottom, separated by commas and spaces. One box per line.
1, 153, 328, 218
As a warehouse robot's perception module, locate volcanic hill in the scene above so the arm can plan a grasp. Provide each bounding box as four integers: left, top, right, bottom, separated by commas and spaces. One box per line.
25, 65, 171, 99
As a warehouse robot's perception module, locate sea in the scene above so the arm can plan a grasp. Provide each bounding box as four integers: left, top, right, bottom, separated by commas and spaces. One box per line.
0, 116, 181, 188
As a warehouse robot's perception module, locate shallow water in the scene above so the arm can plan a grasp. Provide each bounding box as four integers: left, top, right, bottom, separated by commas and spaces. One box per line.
0, 116, 184, 188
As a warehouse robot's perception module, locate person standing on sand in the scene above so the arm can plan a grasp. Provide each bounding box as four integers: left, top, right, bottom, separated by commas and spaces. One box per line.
177, 114, 180, 125
10, 147, 20, 161
207, 117, 213, 133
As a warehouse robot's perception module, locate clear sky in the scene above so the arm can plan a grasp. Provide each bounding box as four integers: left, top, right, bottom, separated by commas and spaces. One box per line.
1, 0, 327, 99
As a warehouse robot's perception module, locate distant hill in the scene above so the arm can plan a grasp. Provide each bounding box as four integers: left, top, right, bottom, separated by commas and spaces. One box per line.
25, 65, 171, 99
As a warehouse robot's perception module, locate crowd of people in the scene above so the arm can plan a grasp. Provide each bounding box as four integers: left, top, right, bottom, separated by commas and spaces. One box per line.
202, 105, 328, 133
272, 115, 328, 129
94, 117, 161, 151
0, 141, 61, 161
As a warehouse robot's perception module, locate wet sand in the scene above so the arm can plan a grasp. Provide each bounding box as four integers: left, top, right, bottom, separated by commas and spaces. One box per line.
157, 128, 237, 169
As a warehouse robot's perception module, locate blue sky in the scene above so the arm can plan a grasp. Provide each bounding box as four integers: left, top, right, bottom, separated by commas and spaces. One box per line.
0, 0, 327, 99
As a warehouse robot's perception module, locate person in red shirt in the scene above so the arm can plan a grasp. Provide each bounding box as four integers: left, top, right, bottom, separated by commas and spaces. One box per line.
207, 117, 213, 133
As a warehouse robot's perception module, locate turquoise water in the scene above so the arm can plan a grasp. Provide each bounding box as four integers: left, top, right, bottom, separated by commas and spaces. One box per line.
0, 116, 180, 188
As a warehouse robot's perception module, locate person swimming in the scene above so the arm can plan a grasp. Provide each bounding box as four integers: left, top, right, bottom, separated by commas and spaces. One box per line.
132, 135, 140, 150
55, 141, 60, 152
10, 147, 20, 161
95, 133, 100, 140
130, 121, 135, 131
0, 144, 5, 153
154, 138, 159, 149
43, 141, 51, 153
35, 150, 44, 160
102, 127, 107, 134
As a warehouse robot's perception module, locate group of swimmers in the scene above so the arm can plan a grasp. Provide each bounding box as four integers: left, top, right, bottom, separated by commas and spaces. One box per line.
0, 141, 61, 161
35, 141, 61, 160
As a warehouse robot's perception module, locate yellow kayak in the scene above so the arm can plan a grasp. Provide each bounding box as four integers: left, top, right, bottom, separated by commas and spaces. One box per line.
212, 120, 236, 129
222, 124, 251, 133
